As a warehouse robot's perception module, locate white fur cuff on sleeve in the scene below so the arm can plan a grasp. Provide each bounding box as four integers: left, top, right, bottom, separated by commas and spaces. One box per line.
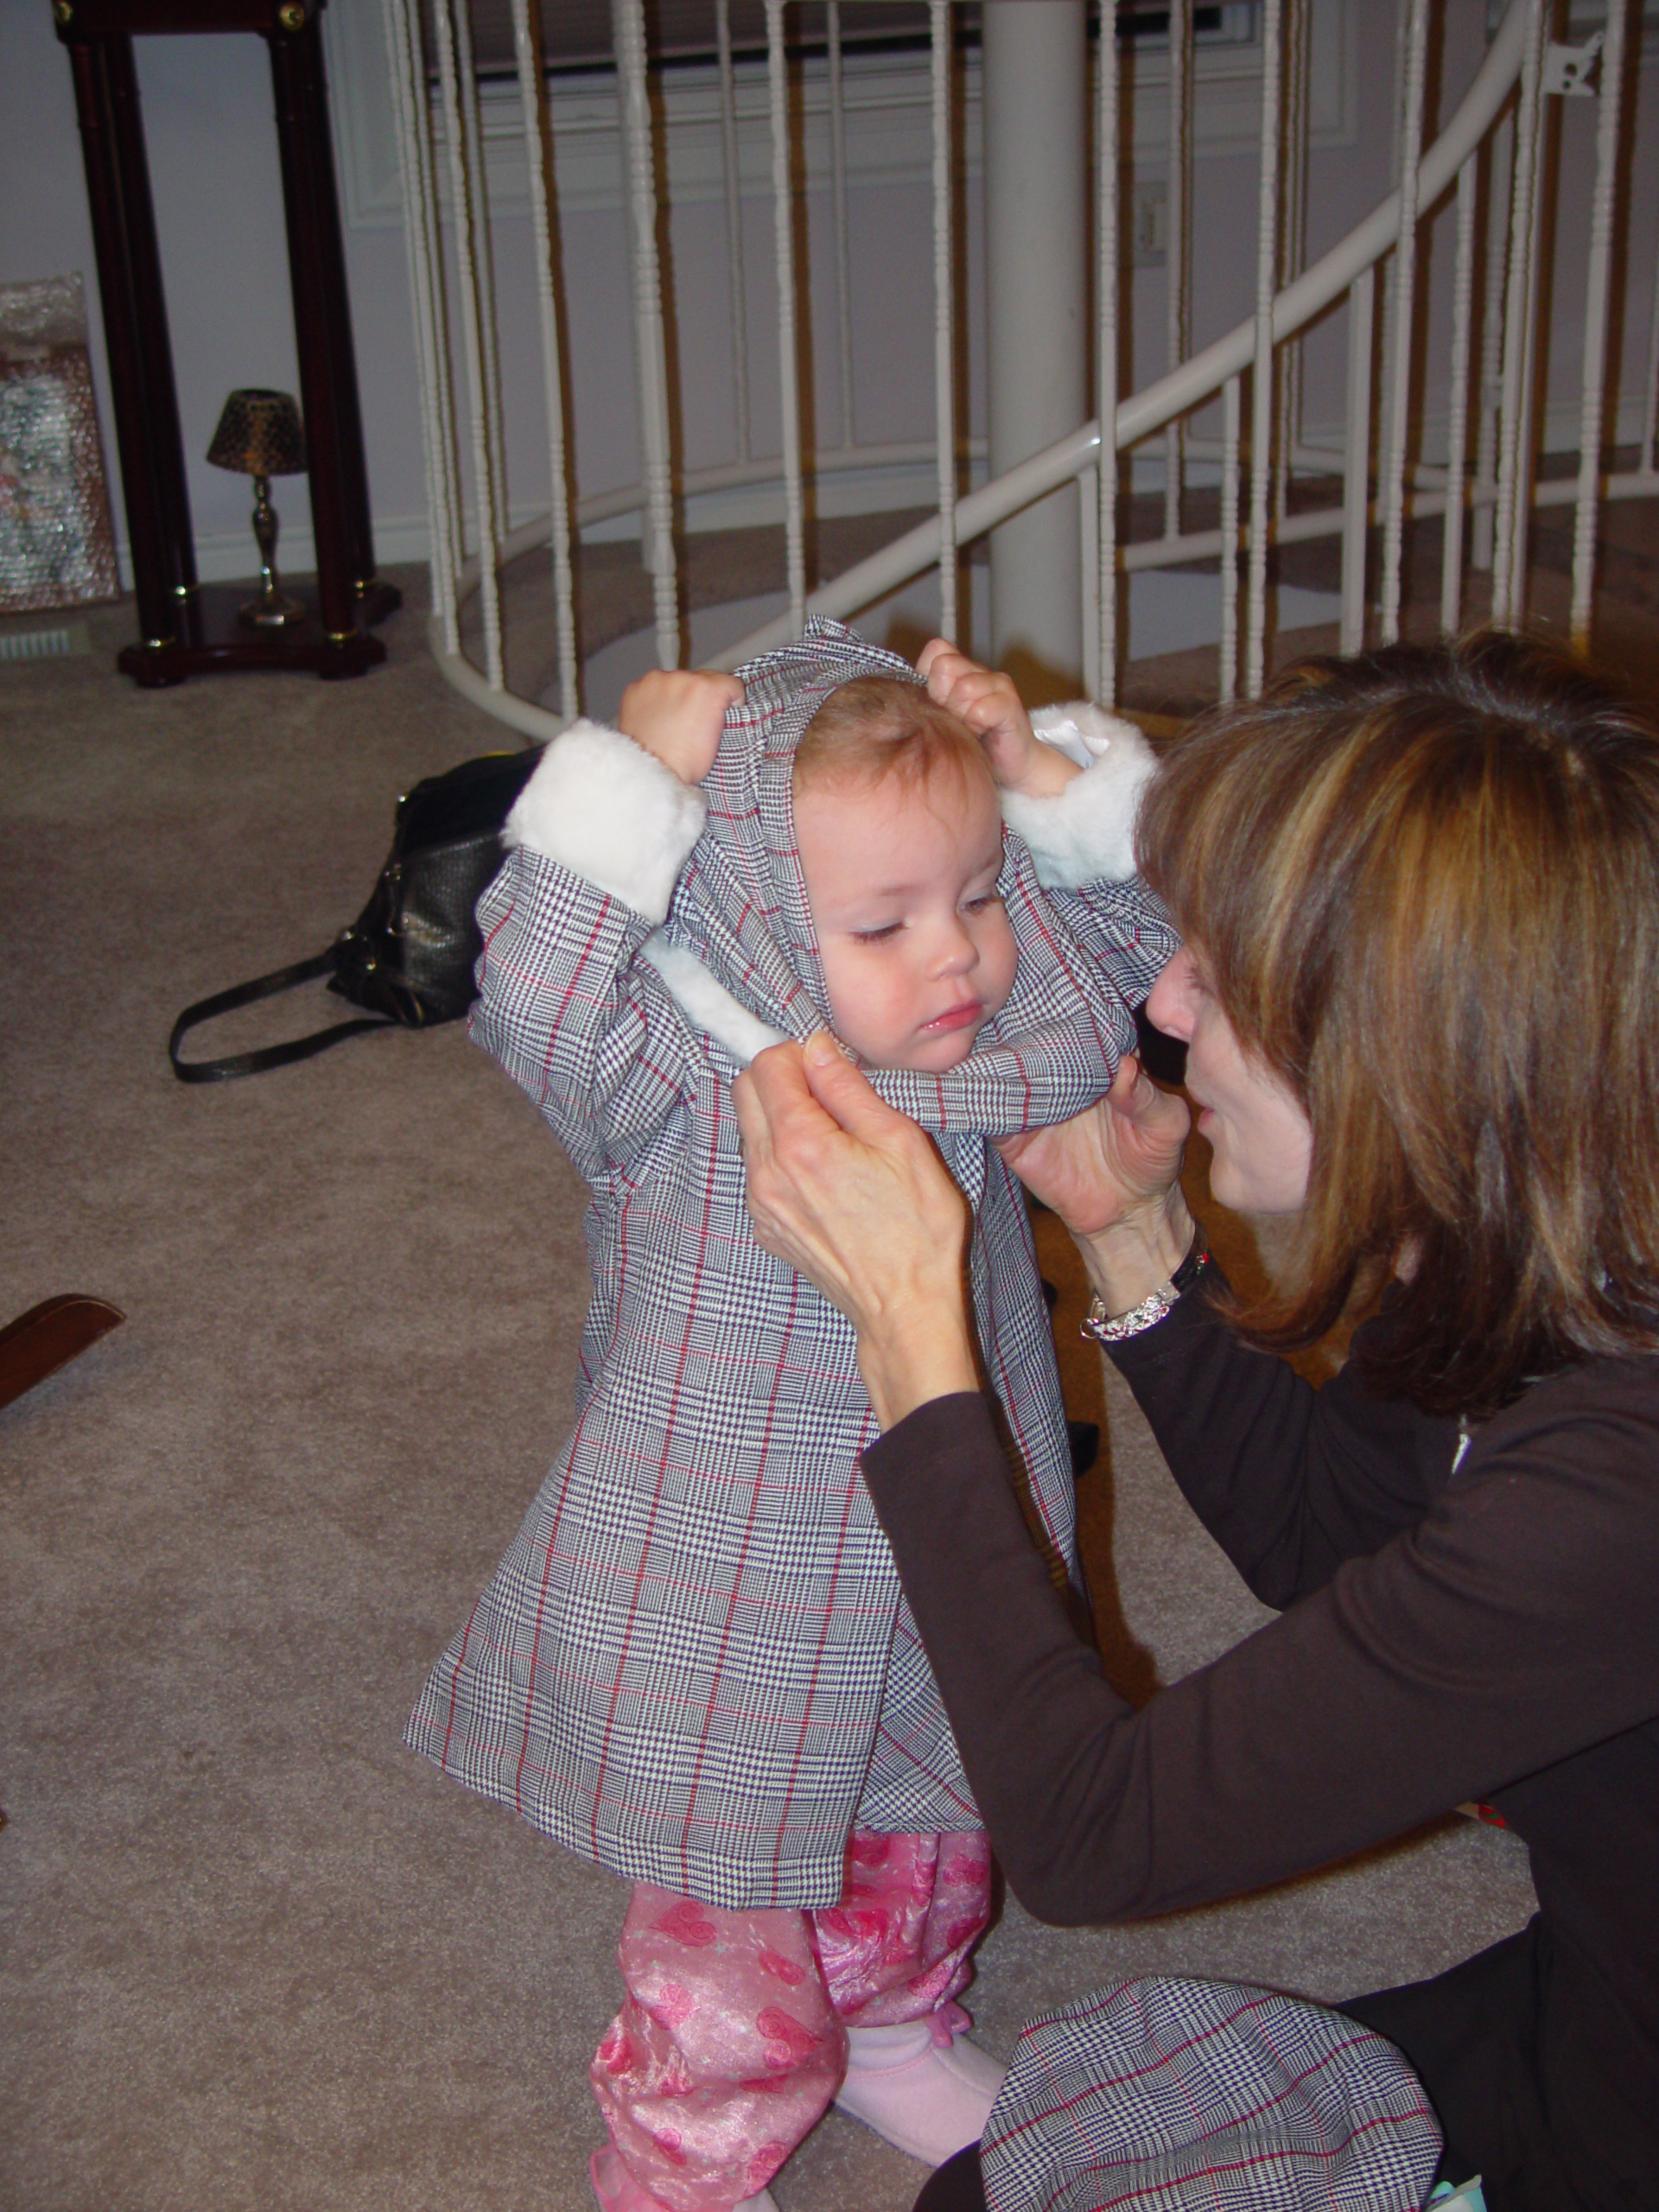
1001, 702, 1156, 887
503, 719, 708, 924
641, 934, 787, 1066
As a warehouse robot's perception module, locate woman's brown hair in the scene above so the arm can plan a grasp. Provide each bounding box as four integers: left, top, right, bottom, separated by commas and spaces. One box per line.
1136, 630, 1659, 1416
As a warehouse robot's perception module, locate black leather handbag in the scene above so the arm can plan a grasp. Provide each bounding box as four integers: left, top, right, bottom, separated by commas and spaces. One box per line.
168, 747, 540, 1082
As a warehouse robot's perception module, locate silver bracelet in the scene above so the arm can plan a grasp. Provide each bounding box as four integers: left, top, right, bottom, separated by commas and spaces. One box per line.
1081, 1233, 1210, 1344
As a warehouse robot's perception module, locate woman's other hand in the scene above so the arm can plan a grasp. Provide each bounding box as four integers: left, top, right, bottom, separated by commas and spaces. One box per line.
917, 639, 1079, 799
996, 1054, 1198, 1312
617, 668, 745, 785
734, 1033, 981, 1427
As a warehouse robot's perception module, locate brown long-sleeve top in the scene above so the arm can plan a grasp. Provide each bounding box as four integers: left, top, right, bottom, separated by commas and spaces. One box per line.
858, 1283, 1659, 2202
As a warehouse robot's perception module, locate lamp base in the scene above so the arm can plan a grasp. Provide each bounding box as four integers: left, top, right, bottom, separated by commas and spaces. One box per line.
238, 586, 307, 630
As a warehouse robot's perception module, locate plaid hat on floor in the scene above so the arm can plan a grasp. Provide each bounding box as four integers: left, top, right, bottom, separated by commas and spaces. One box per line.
980, 1975, 1442, 2212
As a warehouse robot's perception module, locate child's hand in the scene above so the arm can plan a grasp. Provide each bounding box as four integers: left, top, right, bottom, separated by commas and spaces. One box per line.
618, 669, 746, 785
917, 639, 1079, 798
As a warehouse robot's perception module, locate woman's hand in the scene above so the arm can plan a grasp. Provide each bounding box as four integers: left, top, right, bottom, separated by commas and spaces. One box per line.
617, 669, 745, 785
996, 1054, 1198, 1312
734, 1033, 981, 1427
917, 639, 1079, 799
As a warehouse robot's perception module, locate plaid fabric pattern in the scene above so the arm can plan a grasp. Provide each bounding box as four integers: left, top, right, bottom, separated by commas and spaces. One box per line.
406, 620, 1178, 1908
980, 1976, 1442, 2212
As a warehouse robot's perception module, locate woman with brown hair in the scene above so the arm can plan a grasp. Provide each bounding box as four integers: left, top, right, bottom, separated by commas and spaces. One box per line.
734, 632, 1659, 2211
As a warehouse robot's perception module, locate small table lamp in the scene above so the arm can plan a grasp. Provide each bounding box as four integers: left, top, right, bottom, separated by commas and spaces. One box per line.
207, 388, 308, 629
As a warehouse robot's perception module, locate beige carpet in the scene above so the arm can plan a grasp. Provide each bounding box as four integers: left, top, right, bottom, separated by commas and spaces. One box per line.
2, 567, 1545, 2211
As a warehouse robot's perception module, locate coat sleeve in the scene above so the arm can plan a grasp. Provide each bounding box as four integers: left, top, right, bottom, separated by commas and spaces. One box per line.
1108, 1283, 1459, 1608
858, 1351, 1659, 1927
467, 720, 710, 1188
1000, 702, 1180, 1003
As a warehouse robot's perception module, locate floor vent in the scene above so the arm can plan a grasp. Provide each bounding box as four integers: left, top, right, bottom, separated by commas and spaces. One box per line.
0, 622, 93, 662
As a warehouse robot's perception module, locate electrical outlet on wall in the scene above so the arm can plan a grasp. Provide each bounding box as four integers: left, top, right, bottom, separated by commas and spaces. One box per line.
1131, 181, 1169, 267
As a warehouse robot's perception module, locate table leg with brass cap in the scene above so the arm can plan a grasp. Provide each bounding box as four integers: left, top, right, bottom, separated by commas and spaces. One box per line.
53, 0, 400, 683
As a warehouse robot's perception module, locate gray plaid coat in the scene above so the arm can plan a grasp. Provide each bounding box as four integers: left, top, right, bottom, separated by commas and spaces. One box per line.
406, 621, 1178, 1908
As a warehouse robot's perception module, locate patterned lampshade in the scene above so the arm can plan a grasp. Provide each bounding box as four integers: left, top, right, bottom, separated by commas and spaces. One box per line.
207, 388, 307, 478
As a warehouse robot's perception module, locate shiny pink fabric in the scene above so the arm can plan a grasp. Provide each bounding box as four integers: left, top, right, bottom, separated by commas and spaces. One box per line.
591, 1830, 992, 2212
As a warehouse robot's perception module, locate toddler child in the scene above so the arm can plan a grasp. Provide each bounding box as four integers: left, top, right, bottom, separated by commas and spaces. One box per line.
405, 619, 1176, 2212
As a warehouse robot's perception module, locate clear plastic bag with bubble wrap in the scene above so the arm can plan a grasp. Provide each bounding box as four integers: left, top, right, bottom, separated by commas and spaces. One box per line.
0, 273, 120, 613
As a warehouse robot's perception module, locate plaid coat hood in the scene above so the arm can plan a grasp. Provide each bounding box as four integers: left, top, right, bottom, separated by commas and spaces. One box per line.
406, 620, 1177, 1908
651, 620, 1167, 1146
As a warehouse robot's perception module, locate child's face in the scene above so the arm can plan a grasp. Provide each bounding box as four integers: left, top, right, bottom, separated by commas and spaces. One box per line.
794, 763, 1019, 1072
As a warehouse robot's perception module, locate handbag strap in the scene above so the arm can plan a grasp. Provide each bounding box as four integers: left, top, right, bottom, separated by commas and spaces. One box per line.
168, 950, 395, 1083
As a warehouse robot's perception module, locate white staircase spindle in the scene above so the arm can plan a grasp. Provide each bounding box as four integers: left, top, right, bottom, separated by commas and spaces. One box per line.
1376, 0, 1411, 575
1493, 0, 1546, 630
614, 0, 680, 670
1572, 0, 1630, 651
431, 0, 505, 689
1275, 0, 1311, 528
510, 0, 578, 723
715, 0, 752, 465
1164, 0, 1191, 543
1508, 42, 1551, 625
1246, 0, 1283, 699
1340, 266, 1375, 656
1221, 372, 1242, 705
452, 0, 510, 550
1080, 464, 1099, 703
1380, 0, 1428, 645
931, 1, 957, 643
1471, 111, 1512, 573
1097, 0, 1120, 704
829, 2, 857, 454
766, 0, 807, 638
1441, 153, 1478, 637
380, 0, 461, 658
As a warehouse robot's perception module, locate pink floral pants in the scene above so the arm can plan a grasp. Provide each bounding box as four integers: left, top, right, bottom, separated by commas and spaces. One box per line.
590, 1829, 993, 2211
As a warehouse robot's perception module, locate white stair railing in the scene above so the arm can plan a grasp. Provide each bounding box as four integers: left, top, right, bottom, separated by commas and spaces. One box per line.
381, 0, 1654, 744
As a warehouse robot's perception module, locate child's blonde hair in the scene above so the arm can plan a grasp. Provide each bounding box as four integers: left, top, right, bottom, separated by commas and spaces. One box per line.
793, 676, 991, 798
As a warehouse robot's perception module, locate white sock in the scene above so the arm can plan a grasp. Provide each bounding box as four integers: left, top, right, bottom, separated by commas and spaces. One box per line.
833, 2017, 1005, 2165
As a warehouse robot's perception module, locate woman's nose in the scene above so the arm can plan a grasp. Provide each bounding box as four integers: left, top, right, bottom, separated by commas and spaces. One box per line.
1145, 950, 1194, 1039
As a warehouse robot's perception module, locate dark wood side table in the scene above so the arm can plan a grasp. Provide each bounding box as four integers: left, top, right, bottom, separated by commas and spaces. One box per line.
53, 0, 400, 683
